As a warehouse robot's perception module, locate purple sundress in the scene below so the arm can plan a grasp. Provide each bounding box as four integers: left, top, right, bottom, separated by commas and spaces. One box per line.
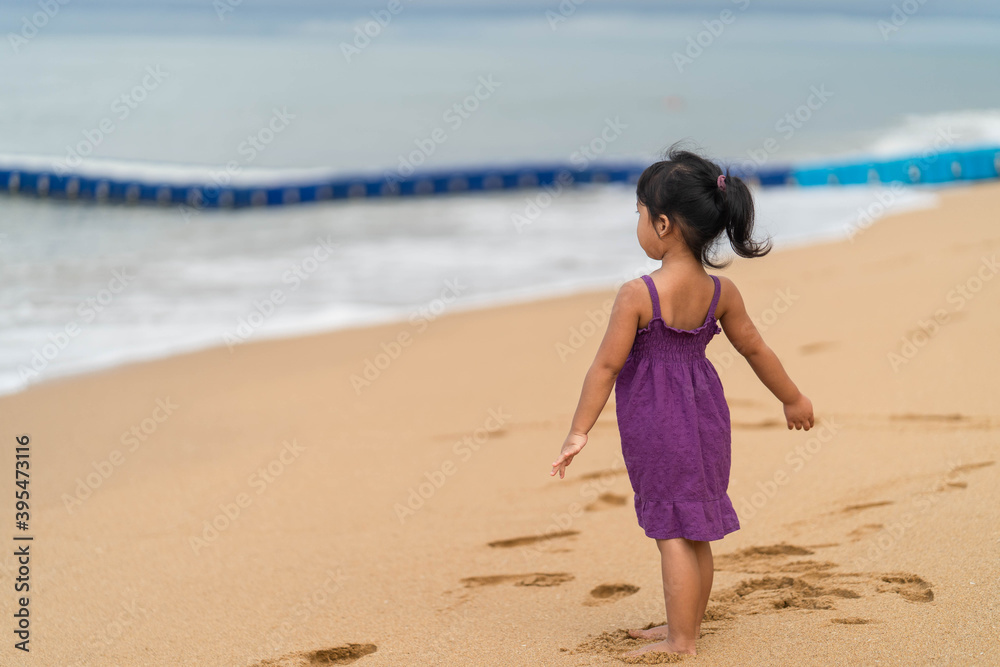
614, 274, 740, 542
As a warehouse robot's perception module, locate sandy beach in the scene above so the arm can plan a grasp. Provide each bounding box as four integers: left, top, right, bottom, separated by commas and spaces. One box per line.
1, 181, 999, 666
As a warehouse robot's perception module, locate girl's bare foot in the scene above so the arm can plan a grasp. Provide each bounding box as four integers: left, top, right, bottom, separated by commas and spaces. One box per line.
628, 624, 706, 640
624, 638, 696, 657
627, 624, 668, 640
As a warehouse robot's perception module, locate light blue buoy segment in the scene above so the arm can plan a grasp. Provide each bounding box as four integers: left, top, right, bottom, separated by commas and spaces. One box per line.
790, 146, 1000, 187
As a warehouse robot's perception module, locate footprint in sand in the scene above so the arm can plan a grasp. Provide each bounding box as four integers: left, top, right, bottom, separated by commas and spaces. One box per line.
799, 341, 838, 354
573, 630, 686, 664
487, 530, 578, 548
731, 419, 785, 430
578, 468, 629, 482
433, 426, 510, 441
720, 544, 812, 557
714, 544, 836, 574
950, 461, 995, 473
440, 572, 575, 614
585, 492, 629, 511
841, 500, 894, 513
705, 569, 931, 619
461, 572, 574, 588
877, 573, 934, 602
890, 413, 967, 423
724, 575, 861, 612
710, 546, 934, 613
935, 460, 995, 492
848, 524, 884, 541
252, 643, 377, 666
584, 583, 639, 606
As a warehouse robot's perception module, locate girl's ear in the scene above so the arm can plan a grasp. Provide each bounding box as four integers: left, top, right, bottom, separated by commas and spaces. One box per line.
656, 214, 671, 239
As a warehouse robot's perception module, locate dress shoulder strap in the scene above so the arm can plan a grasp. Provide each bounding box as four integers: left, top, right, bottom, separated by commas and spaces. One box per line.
707, 275, 722, 321
640, 275, 661, 319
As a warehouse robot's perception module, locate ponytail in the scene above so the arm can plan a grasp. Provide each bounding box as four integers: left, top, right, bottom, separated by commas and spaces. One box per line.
718, 169, 771, 260
636, 142, 771, 268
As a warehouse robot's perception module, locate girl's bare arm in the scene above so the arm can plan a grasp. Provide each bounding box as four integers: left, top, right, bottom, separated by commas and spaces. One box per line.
716, 277, 814, 430
551, 280, 643, 477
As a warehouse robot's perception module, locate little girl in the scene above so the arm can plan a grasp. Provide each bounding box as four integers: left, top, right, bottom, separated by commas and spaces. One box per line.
550, 146, 814, 657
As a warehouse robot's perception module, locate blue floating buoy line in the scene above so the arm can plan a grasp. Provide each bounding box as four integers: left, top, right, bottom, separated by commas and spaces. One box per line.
1, 146, 997, 209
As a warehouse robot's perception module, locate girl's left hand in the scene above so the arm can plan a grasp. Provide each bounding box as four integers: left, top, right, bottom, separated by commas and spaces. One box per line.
551, 432, 588, 479
783, 393, 814, 430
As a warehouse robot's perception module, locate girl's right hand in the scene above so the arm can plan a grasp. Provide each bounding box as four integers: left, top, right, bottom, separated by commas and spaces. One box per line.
783, 393, 814, 430
550, 432, 588, 479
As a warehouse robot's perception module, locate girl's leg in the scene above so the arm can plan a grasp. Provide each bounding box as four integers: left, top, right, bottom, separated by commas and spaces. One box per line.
625, 537, 700, 656
691, 539, 714, 638
629, 539, 715, 641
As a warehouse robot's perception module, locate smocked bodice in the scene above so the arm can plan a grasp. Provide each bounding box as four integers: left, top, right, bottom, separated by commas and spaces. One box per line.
627, 315, 723, 363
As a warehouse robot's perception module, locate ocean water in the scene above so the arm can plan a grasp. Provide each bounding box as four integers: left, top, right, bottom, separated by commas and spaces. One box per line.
1, 4, 999, 394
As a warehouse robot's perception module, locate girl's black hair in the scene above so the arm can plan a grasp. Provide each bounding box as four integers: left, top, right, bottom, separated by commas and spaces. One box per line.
636, 143, 771, 268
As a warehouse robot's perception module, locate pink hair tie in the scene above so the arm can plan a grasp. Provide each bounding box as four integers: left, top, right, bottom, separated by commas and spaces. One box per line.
717, 175, 726, 191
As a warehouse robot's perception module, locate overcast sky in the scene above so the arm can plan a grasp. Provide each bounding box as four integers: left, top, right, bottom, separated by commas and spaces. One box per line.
331, 0, 1000, 15
10, 0, 1000, 18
